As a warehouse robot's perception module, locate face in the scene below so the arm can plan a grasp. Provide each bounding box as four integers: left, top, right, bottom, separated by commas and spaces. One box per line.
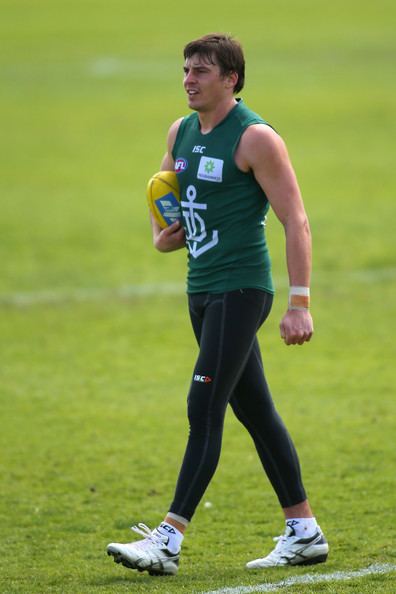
183, 53, 236, 112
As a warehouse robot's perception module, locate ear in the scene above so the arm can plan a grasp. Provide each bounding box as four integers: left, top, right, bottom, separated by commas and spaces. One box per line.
224, 71, 238, 90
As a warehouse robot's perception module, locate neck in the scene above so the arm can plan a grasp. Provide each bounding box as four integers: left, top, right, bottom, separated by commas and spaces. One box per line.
198, 98, 238, 134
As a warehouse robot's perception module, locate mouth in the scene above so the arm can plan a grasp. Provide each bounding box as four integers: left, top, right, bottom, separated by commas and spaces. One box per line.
186, 89, 199, 96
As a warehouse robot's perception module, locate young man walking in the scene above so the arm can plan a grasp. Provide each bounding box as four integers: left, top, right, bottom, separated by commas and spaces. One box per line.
107, 33, 328, 575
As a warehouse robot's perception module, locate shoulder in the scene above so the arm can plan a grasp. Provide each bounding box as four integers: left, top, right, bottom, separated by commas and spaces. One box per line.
241, 124, 285, 154
234, 101, 267, 127
166, 117, 184, 151
237, 124, 288, 171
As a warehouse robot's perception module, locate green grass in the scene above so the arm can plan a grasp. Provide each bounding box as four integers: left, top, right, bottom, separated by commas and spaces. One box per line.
1, 0, 396, 592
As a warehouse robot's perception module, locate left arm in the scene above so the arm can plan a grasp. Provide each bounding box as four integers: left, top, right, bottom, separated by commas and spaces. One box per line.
236, 124, 313, 346
150, 119, 185, 253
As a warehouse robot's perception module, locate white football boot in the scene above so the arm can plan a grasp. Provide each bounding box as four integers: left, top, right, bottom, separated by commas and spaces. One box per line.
107, 523, 180, 576
246, 524, 329, 569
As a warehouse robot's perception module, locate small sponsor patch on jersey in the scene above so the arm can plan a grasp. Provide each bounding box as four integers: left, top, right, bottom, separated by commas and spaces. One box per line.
197, 156, 223, 183
175, 157, 188, 172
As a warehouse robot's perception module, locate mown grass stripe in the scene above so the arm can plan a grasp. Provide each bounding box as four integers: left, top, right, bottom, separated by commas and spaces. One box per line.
201, 563, 396, 594
0, 282, 185, 307
0, 267, 395, 308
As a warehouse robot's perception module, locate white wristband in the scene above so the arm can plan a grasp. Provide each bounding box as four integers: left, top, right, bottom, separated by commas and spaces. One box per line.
288, 286, 310, 310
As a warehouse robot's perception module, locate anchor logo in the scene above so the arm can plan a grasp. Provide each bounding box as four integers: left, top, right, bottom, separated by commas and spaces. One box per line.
181, 185, 219, 258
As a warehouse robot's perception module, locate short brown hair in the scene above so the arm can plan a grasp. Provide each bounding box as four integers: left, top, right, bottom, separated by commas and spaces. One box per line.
183, 33, 245, 93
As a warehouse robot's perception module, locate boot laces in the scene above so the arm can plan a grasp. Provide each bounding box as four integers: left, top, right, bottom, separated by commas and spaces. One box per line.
130, 523, 168, 549
271, 526, 299, 555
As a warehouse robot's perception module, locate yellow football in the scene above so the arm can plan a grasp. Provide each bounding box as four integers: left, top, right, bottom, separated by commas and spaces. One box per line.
146, 171, 181, 228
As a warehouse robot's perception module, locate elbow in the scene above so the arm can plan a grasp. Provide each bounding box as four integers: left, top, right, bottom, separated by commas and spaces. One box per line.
301, 215, 311, 238
284, 212, 311, 237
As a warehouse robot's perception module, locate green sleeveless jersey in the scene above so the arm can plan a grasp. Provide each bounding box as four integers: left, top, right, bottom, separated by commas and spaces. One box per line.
172, 99, 274, 294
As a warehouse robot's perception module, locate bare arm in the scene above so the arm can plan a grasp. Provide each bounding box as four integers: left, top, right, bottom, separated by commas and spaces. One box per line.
150, 118, 186, 253
236, 124, 313, 345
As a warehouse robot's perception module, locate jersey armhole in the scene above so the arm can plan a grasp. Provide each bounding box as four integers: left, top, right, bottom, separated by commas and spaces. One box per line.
171, 116, 188, 160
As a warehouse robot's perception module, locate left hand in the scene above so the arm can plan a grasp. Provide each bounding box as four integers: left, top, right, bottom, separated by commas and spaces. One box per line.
280, 309, 313, 345
153, 220, 186, 252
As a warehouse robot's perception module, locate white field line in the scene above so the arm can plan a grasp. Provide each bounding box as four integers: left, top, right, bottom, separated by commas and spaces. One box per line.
0, 267, 395, 308
201, 563, 396, 594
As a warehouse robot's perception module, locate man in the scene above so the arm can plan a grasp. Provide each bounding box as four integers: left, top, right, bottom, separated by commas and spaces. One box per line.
107, 33, 328, 575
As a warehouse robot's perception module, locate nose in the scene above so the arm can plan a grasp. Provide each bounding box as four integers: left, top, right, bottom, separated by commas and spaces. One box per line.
184, 69, 196, 86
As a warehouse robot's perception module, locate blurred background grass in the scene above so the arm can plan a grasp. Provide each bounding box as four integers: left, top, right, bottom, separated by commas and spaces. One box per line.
1, 0, 395, 292
1, 0, 395, 592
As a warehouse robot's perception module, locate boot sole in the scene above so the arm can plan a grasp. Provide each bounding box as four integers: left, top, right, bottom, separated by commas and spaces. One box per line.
294, 553, 328, 566
107, 550, 178, 576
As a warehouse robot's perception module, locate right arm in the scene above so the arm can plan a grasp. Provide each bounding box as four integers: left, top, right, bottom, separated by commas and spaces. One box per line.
150, 118, 186, 253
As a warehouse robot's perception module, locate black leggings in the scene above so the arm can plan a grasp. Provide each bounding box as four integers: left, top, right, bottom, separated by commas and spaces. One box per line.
169, 289, 306, 521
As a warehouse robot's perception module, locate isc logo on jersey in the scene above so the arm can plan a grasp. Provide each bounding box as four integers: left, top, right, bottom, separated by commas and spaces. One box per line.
175, 158, 188, 172
194, 374, 212, 383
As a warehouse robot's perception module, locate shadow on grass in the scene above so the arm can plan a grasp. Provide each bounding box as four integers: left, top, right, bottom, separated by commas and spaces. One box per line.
90, 573, 183, 588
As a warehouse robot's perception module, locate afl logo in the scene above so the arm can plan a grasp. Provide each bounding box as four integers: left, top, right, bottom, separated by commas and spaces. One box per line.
175, 158, 188, 172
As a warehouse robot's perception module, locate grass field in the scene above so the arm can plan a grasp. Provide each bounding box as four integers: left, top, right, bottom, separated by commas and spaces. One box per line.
1, 0, 395, 592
